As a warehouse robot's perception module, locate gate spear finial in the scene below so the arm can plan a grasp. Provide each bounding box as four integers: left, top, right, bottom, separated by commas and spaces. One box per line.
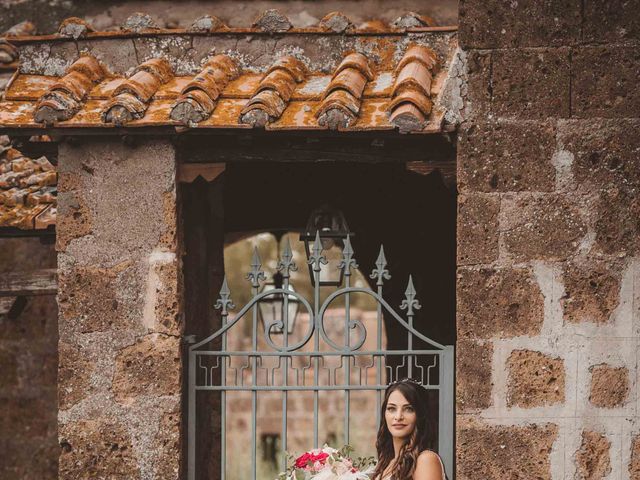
400, 275, 421, 316
246, 247, 267, 288
370, 244, 391, 286
338, 234, 358, 276
277, 237, 297, 278
308, 231, 328, 272
214, 276, 235, 315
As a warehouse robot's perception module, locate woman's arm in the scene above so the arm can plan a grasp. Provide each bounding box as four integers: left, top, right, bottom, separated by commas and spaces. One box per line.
413, 451, 444, 480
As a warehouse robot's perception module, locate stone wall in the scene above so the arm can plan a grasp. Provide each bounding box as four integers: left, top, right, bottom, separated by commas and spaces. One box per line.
56, 138, 182, 479
456, 1, 639, 478
0, 238, 58, 479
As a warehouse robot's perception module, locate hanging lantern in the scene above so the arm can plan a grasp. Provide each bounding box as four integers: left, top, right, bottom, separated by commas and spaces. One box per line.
300, 205, 352, 287
258, 272, 300, 335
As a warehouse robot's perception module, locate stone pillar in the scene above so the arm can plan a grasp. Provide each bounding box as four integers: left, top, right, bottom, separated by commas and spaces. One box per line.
457, 1, 639, 478
56, 138, 182, 479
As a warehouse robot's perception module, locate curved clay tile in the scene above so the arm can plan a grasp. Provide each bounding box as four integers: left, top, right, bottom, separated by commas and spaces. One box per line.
58, 17, 95, 39
1, 21, 35, 66
240, 56, 307, 127
34, 55, 106, 124
392, 12, 437, 29
170, 55, 239, 125
5, 21, 36, 37
316, 52, 372, 129
0, 41, 18, 65
189, 15, 228, 32
252, 9, 292, 32
357, 20, 389, 33
319, 12, 354, 33
388, 45, 438, 133
122, 13, 160, 33
103, 58, 173, 125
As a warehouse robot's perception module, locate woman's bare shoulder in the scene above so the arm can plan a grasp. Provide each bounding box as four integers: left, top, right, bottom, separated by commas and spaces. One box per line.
414, 450, 444, 479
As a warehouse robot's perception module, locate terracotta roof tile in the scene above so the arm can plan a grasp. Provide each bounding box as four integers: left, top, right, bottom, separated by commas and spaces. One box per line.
0, 142, 56, 230
58, 17, 95, 39
316, 53, 372, 129
388, 45, 438, 133
171, 54, 239, 125
319, 12, 355, 33
122, 13, 160, 33
34, 55, 106, 124
0, 25, 457, 133
103, 58, 173, 125
189, 15, 229, 33
1, 21, 36, 70
252, 9, 293, 33
392, 12, 437, 29
241, 56, 307, 127
5, 21, 36, 38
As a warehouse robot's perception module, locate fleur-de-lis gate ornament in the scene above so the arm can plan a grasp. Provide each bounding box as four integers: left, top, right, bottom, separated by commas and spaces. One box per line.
187, 234, 454, 480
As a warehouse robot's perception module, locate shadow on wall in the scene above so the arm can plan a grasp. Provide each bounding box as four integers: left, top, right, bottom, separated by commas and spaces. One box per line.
0, 237, 58, 480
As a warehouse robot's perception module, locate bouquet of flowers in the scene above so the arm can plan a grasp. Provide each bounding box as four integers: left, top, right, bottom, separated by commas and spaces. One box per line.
277, 445, 376, 480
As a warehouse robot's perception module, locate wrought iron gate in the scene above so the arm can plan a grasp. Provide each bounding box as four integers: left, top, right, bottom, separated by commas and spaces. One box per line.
188, 234, 454, 479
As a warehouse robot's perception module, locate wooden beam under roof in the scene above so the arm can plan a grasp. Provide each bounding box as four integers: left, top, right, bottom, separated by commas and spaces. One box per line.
0, 268, 57, 297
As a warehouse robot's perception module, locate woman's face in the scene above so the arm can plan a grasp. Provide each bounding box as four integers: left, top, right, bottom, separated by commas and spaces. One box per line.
385, 389, 417, 440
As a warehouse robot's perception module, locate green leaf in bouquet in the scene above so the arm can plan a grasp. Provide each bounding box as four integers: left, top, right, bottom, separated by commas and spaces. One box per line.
294, 469, 306, 480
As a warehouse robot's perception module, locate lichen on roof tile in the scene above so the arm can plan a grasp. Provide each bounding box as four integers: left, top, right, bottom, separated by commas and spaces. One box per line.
170, 54, 239, 126
253, 9, 293, 33
392, 12, 437, 29
241, 55, 307, 127
319, 12, 354, 33
34, 55, 106, 124
123, 13, 160, 33
103, 57, 173, 125
190, 15, 228, 33
0, 141, 56, 230
58, 17, 95, 39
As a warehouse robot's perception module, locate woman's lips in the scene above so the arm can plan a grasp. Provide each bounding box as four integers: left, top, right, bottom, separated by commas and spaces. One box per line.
392, 424, 407, 428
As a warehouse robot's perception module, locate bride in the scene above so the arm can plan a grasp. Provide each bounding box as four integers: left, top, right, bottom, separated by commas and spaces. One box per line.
372, 379, 447, 480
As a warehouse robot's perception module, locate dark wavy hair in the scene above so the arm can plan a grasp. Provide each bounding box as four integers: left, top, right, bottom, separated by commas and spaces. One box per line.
372, 380, 430, 480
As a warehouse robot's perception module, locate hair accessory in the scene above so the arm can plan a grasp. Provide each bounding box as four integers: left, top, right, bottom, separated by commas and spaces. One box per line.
388, 377, 423, 387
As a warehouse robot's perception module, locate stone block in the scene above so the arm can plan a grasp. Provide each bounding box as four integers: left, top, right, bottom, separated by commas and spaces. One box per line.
459, 0, 581, 48
456, 421, 558, 479
59, 418, 140, 479
153, 409, 181, 479
572, 46, 640, 118
56, 190, 92, 253
112, 333, 181, 401
589, 364, 629, 408
465, 50, 492, 116
456, 339, 493, 411
457, 194, 499, 265
57, 263, 134, 333
575, 430, 611, 479
583, 0, 640, 43
458, 121, 556, 193
502, 194, 587, 261
561, 261, 621, 324
491, 48, 570, 119
631, 435, 640, 479
458, 267, 544, 338
558, 119, 640, 190
594, 186, 640, 255
507, 350, 565, 408
151, 260, 182, 336
58, 341, 93, 410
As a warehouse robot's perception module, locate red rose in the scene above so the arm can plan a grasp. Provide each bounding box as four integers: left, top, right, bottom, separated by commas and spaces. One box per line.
295, 453, 312, 469
311, 452, 329, 464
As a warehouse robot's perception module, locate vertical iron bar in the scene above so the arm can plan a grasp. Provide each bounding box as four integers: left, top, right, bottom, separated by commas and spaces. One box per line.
313, 266, 320, 449
438, 346, 454, 477
188, 349, 196, 480
343, 270, 351, 446
221, 320, 227, 480
251, 285, 258, 480
281, 271, 290, 472
407, 313, 413, 379
376, 283, 383, 428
